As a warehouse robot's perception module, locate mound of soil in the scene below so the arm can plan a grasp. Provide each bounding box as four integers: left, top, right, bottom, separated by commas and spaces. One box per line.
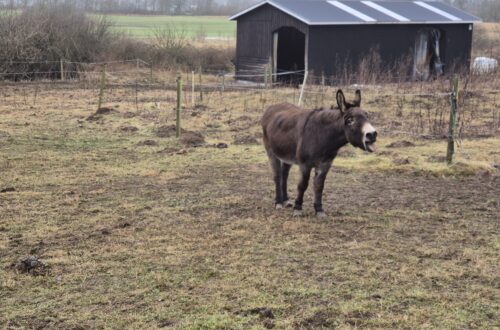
156, 125, 186, 138
180, 132, 205, 147
155, 125, 205, 147
122, 112, 137, 118
137, 140, 159, 147
234, 135, 259, 145
87, 107, 118, 121
194, 104, 209, 111
386, 141, 415, 148
120, 126, 138, 133
12, 256, 49, 276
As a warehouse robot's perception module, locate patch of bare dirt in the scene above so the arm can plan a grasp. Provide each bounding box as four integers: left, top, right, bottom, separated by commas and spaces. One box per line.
11, 256, 49, 276
180, 132, 205, 147
156, 125, 186, 138
122, 112, 137, 118
234, 135, 259, 145
87, 107, 118, 121
386, 140, 415, 148
120, 126, 138, 133
137, 140, 159, 147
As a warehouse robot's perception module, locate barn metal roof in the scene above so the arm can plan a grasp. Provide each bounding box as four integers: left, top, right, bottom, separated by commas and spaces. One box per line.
229, 0, 481, 25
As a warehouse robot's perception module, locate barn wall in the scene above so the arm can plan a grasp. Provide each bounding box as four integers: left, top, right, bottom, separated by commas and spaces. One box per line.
235, 4, 309, 80
307, 23, 473, 80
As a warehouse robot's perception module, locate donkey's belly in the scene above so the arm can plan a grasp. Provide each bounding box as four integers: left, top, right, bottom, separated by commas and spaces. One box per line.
277, 156, 298, 165
271, 143, 299, 165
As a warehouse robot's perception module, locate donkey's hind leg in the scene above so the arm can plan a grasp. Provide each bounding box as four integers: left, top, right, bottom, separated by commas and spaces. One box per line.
268, 154, 284, 209
293, 164, 312, 216
282, 163, 293, 208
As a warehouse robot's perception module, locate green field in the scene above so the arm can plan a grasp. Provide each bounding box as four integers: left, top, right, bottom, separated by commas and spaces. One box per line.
102, 14, 236, 39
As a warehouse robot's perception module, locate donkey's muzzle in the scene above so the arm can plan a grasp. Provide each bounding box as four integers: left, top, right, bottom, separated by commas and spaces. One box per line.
365, 131, 377, 143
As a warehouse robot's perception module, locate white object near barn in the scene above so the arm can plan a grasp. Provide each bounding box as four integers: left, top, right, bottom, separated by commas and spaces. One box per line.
472, 57, 498, 74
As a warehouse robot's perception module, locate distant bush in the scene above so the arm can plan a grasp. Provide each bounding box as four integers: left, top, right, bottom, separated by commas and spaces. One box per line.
0, 6, 234, 80
146, 25, 234, 71
0, 4, 113, 79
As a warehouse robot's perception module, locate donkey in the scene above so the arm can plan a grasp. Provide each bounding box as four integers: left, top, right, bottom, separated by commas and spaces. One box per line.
261, 90, 377, 217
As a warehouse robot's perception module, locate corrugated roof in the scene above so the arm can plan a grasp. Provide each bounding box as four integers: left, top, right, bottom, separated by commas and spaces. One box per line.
229, 0, 481, 24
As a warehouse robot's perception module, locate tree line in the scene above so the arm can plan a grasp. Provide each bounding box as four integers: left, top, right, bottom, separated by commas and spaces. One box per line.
0, 0, 498, 21
0, 0, 258, 15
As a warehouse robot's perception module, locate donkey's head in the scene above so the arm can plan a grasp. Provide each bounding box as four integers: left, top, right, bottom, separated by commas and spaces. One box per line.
336, 89, 377, 152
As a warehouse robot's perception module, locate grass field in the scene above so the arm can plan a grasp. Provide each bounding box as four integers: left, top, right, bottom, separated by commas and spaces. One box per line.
0, 72, 499, 328
101, 14, 236, 39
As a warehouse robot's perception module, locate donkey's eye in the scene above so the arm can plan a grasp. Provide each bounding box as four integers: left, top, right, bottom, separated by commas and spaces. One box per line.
346, 118, 354, 126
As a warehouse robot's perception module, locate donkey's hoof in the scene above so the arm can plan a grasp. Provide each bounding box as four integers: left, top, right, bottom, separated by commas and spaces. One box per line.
275, 203, 284, 210
284, 200, 294, 208
316, 211, 327, 218
292, 209, 303, 217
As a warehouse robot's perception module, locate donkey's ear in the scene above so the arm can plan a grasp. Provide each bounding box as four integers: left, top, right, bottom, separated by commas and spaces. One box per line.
336, 90, 346, 113
353, 90, 361, 107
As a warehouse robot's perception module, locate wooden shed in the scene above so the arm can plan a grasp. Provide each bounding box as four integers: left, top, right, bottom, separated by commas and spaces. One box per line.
229, 0, 480, 82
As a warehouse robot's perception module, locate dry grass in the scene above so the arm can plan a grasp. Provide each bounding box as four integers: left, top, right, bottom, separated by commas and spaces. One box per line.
0, 73, 499, 329
473, 23, 500, 58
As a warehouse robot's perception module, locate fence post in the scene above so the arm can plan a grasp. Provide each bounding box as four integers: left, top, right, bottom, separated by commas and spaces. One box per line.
264, 64, 269, 89
191, 71, 195, 108
298, 70, 308, 107
198, 66, 203, 102
446, 74, 459, 164
176, 73, 182, 138
97, 64, 106, 110
60, 59, 65, 81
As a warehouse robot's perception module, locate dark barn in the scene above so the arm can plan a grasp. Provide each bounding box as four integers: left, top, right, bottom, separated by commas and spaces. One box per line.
230, 0, 480, 82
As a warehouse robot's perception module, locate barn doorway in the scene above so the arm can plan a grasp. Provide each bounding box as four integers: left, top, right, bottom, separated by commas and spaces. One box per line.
273, 27, 305, 85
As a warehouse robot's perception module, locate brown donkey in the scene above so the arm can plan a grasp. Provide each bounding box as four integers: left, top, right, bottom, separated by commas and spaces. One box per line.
262, 90, 377, 217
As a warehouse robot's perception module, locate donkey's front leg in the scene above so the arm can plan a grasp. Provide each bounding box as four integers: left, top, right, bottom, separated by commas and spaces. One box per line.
313, 161, 332, 217
293, 165, 312, 216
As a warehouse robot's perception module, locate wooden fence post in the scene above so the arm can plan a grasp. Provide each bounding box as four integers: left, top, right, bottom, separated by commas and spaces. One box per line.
264, 64, 269, 89
60, 59, 65, 81
176, 73, 182, 138
446, 74, 459, 164
97, 64, 106, 110
191, 70, 195, 108
198, 66, 203, 102
298, 70, 308, 107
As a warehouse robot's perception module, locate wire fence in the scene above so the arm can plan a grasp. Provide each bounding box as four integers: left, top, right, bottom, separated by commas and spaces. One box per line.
1, 59, 499, 143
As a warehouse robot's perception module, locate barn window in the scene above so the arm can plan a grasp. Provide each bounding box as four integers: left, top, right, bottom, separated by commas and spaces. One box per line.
273, 27, 305, 84
412, 28, 444, 81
